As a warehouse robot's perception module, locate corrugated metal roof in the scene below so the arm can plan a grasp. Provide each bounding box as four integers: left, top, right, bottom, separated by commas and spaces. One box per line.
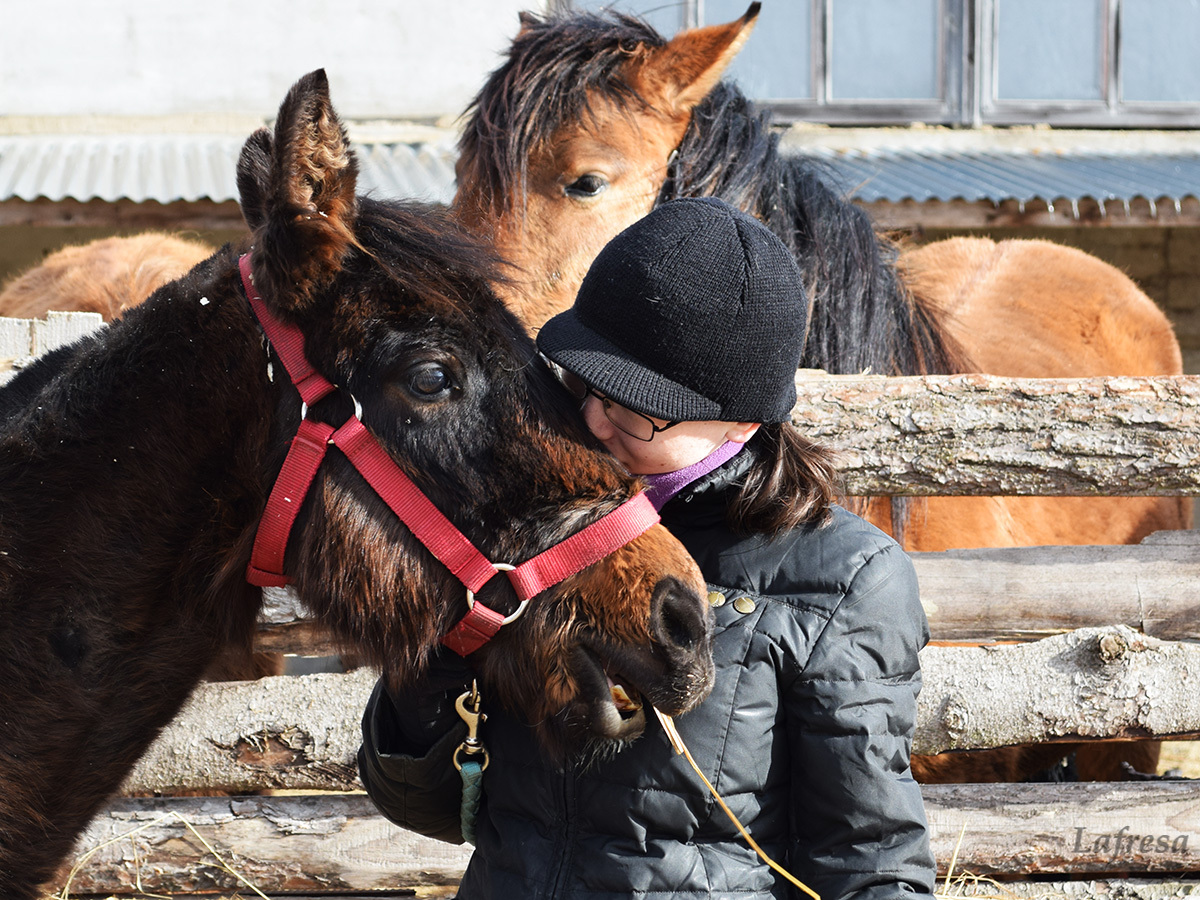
2, 134, 1198, 215
0, 134, 458, 206
799, 148, 1200, 215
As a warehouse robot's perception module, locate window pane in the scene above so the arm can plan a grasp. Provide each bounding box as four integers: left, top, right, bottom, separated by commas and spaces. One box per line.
830, 0, 940, 100
995, 0, 1103, 100
569, 0, 685, 36
1121, 0, 1200, 101
707, 0, 813, 99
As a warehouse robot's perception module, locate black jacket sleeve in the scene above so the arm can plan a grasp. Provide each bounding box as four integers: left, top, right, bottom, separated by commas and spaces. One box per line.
357, 656, 474, 845
785, 541, 936, 900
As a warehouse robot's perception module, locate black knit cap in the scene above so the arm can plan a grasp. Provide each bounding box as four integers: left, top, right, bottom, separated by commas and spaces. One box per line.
537, 197, 808, 424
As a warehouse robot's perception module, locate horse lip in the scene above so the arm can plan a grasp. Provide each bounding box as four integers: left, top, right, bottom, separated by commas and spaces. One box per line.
570, 644, 653, 741
573, 631, 708, 732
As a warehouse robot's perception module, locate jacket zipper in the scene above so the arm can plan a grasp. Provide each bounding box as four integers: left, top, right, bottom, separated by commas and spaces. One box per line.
545, 761, 578, 898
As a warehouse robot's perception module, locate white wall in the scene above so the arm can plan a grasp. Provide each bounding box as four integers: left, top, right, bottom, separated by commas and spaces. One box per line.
1, 0, 543, 121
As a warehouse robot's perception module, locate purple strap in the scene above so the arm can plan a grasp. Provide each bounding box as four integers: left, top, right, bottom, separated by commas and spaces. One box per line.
641, 440, 745, 511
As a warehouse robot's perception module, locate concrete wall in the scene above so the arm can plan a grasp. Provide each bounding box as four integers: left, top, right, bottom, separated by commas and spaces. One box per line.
1, 0, 541, 122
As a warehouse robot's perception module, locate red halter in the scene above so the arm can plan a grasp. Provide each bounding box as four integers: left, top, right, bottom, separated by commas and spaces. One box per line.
238, 254, 660, 655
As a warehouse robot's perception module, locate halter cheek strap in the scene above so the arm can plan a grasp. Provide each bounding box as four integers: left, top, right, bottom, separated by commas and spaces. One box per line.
239, 253, 660, 655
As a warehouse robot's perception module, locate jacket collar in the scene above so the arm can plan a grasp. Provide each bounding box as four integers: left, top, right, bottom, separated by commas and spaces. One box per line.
657, 439, 758, 524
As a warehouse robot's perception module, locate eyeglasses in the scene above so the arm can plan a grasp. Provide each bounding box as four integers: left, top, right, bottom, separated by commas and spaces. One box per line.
550, 363, 681, 442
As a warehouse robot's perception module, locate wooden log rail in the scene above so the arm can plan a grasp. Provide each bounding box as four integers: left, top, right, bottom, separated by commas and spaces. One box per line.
7, 316, 1200, 496
7, 314, 1200, 894
790, 370, 1200, 496
51, 785, 1200, 894
116, 620, 1200, 797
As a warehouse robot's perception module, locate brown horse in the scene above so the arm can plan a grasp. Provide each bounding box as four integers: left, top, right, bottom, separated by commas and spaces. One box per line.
0, 70, 713, 898
450, 6, 1188, 782
0, 232, 213, 321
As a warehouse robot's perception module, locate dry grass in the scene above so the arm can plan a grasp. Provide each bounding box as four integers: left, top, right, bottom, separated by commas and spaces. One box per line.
1158, 740, 1200, 777
44, 811, 268, 900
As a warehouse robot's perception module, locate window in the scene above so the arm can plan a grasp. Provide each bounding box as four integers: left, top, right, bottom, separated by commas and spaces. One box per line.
561, 0, 1200, 127
980, 0, 1200, 125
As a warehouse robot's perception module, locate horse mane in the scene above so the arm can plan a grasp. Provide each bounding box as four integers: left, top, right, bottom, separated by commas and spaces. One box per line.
462, 10, 965, 376
661, 81, 964, 376
458, 11, 665, 218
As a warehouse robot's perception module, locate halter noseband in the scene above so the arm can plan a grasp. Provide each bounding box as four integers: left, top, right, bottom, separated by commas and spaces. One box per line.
238, 254, 660, 656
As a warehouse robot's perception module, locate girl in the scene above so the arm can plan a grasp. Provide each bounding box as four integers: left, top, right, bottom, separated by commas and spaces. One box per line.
359, 197, 935, 900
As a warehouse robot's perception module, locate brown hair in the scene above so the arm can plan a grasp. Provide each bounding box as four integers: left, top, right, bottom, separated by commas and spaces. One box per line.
726, 424, 839, 536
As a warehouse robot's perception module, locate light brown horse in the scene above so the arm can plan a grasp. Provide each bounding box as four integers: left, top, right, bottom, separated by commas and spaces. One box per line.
450, 5, 1189, 783
0, 233, 213, 321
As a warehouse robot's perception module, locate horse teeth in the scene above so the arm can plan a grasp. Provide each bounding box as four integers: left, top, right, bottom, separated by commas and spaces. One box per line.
610, 682, 641, 711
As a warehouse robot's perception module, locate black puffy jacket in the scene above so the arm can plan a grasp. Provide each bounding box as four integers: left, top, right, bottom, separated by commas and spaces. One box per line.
359, 452, 935, 900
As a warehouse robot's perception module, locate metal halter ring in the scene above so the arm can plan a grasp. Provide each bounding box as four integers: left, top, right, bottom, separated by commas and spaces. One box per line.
465, 563, 530, 625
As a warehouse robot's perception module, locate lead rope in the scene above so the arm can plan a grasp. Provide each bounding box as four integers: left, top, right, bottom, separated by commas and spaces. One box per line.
453, 681, 489, 844
654, 709, 821, 900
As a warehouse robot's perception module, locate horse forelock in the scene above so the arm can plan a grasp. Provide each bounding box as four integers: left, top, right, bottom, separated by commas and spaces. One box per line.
349, 197, 512, 323
458, 10, 666, 218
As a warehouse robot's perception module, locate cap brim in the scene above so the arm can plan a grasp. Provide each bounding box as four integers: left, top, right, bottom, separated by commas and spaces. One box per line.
537, 308, 722, 422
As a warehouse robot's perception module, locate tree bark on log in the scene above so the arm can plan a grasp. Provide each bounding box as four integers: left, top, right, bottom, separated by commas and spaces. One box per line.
791, 372, 1200, 495
55, 784, 1200, 892
124, 668, 376, 795
917, 625, 1200, 754
912, 529, 1200, 642
125, 625, 1200, 795
53, 794, 472, 895
923, 782, 1200, 877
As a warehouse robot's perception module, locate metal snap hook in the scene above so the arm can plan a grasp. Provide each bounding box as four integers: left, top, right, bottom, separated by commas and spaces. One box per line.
452, 680, 490, 772
465, 563, 529, 625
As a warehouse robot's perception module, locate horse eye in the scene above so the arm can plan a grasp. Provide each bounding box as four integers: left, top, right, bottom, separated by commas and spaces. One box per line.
407, 363, 453, 397
564, 174, 608, 199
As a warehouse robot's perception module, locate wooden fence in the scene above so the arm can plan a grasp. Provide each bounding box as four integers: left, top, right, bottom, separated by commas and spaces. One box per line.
6, 313, 1200, 897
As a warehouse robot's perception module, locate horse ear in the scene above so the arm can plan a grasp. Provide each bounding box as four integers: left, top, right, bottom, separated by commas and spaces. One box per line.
517, 10, 539, 37
236, 127, 274, 231
634, 2, 760, 115
252, 68, 359, 313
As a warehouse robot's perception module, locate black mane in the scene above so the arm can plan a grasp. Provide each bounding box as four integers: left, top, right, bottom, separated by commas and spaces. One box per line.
662, 81, 962, 375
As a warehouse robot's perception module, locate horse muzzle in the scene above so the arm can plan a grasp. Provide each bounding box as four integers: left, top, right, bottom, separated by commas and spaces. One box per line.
574, 575, 715, 742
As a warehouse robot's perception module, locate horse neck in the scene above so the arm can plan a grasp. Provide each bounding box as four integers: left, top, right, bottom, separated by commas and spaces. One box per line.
5, 261, 277, 607
672, 84, 960, 376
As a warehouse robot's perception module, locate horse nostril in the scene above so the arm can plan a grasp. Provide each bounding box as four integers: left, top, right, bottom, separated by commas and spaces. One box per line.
651, 578, 710, 653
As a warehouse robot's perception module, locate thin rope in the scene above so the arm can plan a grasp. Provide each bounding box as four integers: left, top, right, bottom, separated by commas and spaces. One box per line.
654, 709, 820, 900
